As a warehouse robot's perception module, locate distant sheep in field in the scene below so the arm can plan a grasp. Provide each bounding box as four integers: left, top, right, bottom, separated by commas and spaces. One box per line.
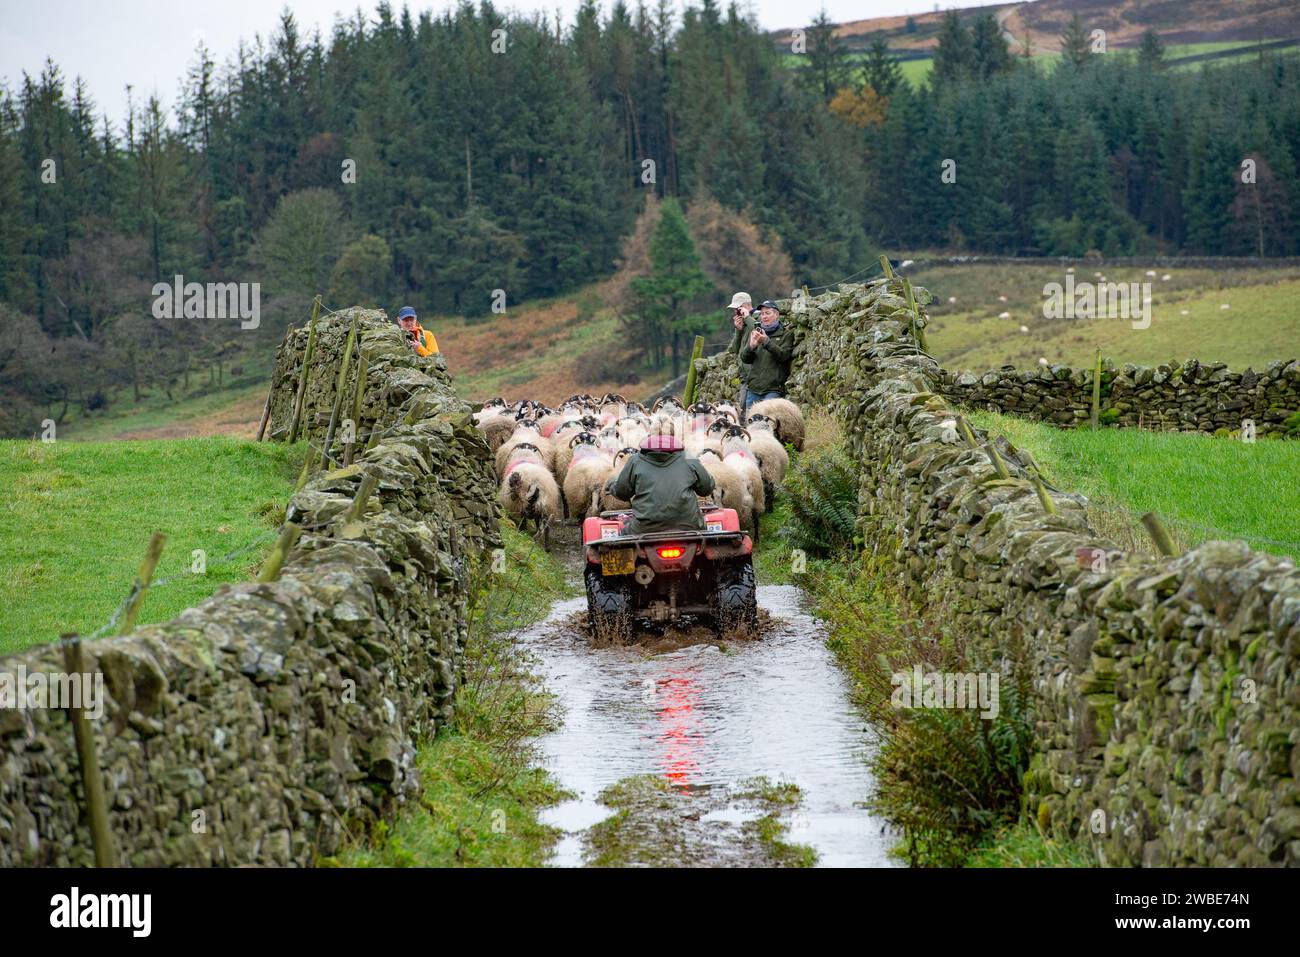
749, 397, 805, 451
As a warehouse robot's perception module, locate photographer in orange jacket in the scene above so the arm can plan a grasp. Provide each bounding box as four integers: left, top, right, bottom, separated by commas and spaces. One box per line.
396, 306, 439, 357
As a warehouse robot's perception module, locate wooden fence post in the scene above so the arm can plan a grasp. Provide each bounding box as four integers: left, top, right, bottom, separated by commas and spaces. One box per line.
258, 523, 302, 583
322, 313, 360, 465
682, 335, 705, 405
343, 350, 369, 466
287, 297, 321, 444
1140, 512, 1179, 557
1091, 349, 1103, 430
60, 635, 117, 867
118, 532, 166, 635
878, 255, 894, 279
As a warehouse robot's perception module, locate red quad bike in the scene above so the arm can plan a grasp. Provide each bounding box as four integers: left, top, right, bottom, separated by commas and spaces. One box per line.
582, 503, 757, 643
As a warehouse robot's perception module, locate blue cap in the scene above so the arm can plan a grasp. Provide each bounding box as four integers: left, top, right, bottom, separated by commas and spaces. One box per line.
396, 306, 417, 321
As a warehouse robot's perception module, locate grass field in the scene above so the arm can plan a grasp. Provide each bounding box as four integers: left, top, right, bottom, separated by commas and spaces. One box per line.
919, 264, 1300, 372
0, 437, 297, 653
969, 409, 1300, 562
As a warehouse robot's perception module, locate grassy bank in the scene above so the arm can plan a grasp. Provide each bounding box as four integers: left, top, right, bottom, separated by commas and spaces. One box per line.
337, 522, 574, 867
969, 409, 1300, 561
0, 437, 296, 653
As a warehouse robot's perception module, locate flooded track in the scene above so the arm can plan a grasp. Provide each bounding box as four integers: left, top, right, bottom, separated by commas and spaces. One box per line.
522, 551, 898, 867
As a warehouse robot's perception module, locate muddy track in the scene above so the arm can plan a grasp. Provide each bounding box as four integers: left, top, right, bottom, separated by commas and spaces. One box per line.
524, 530, 897, 867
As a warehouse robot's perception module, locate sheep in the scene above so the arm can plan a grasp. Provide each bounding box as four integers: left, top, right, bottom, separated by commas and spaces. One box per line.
563, 441, 616, 521
598, 447, 639, 513
495, 420, 554, 476
500, 462, 560, 547
694, 448, 750, 519
477, 404, 518, 454
616, 415, 649, 450
744, 414, 790, 495
599, 393, 628, 427
556, 434, 600, 494
748, 397, 805, 451
473, 397, 508, 425
721, 426, 765, 539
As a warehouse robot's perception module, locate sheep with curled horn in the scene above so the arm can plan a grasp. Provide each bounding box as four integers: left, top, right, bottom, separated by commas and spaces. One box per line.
743, 413, 790, 498
616, 414, 649, 451
747, 397, 805, 451
687, 416, 728, 457
551, 422, 598, 480
721, 425, 765, 540
500, 453, 560, 548
563, 432, 616, 521
475, 398, 518, 453
495, 418, 555, 476
598, 447, 639, 513
695, 448, 751, 522
598, 392, 628, 426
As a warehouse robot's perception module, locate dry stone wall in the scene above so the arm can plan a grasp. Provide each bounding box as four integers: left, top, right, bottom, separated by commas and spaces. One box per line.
938, 360, 1300, 437
696, 284, 1300, 866
0, 309, 499, 866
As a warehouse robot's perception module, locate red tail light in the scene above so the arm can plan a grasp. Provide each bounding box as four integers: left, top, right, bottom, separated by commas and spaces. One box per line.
657, 546, 684, 560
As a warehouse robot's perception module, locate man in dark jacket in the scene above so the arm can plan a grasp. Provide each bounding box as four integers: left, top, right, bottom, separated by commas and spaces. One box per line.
604, 434, 715, 535
738, 300, 793, 414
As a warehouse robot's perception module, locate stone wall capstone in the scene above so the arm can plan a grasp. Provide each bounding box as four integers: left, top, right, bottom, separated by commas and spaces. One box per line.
696, 283, 1300, 867
0, 309, 499, 866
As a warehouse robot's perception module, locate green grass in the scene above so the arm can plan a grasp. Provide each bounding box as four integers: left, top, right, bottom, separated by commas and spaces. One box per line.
919, 264, 1300, 373
965, 821, 1095, 867
969, 409, 1300, 561
336, 522, 575, 867
59, 381, 268, 441
0, 437, 297, 653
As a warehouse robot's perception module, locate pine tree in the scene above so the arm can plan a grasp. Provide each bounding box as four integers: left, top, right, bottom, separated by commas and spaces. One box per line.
862, 36, 904, 98
1060, 14, 1093, 69
971, 13, 1011, 79
933, 12, 975, 85
631, 197, 712, 374
1137, 29, 1165, 70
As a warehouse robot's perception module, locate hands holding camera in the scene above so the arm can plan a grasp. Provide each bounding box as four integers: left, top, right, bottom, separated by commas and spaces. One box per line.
748, 327, 768, 349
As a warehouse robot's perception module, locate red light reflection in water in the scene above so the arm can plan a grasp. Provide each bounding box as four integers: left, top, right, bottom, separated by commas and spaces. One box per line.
654, 671, 704, 790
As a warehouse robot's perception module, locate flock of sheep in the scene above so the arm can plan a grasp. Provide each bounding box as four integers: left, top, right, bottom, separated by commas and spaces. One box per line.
473, 392, 807, 544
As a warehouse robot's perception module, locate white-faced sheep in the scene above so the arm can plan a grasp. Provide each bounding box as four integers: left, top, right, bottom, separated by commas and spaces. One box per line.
500, 459, 560, 547
748, 397, 805, 451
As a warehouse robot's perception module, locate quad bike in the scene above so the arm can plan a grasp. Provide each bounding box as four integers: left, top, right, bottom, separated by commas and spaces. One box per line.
581, 502, 757, 644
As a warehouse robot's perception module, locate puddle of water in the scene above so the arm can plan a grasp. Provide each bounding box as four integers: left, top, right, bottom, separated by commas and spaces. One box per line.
527, 584, 898, 867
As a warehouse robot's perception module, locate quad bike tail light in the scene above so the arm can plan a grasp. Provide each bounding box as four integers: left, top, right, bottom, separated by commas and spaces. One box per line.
656, 546, 684, 560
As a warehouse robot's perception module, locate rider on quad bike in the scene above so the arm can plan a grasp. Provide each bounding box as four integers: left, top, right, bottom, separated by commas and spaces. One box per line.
584, 432, 757, 643
603, 433, 715, 535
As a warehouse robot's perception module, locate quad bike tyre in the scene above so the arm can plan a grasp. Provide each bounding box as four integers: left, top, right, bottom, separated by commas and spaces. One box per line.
585, 565, 633, 645
712, 556, 758, 634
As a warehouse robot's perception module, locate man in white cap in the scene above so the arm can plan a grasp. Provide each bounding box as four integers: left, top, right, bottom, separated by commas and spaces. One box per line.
725, 292, 755, 412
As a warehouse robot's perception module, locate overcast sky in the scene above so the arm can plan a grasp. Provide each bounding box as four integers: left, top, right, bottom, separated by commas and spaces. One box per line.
1, 0, 1005, 122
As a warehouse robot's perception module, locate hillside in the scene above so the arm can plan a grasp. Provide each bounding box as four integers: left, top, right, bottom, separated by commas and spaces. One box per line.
772, 0, 1300, 54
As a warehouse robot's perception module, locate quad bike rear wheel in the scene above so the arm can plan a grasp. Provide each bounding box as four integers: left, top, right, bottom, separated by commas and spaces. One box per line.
585, 565, 633, 645
712, 556, 757, 635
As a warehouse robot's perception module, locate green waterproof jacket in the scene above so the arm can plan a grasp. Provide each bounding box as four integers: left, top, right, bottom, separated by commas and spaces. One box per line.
605, 449, 716, 536
738, 322, 794, 395
728, 312, 757, 385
